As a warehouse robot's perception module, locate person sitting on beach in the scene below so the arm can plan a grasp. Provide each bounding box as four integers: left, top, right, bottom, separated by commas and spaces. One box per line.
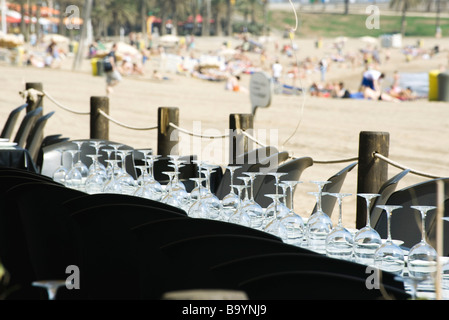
331, 82, 351, 99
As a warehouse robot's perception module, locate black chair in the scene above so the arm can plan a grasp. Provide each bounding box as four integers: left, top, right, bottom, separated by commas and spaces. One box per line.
1, 180, 85, 299
374, 178, 449, 253
152, 234, 318, 299
0, 103, 27, 140
40, 139, 137, 179
254, 156, 314, 208
132, 218, 281, 299
13, 107, 43, 148
25, 111, 55, 164
0, 167, 58, 183
238, 270, 410, 300
68, 203, 188, 299
370, 169, 410, 228
210, 252, 407, 295
311, 162, 358, 218
62, 193, 187, 217
35, 135, 71, 172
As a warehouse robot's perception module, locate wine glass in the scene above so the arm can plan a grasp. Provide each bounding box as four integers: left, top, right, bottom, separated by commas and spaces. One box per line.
220, 165, 242, 222
133, 165, 153, 199
143, 155, 164, 201
228, 185, 252, 227
52, 149, 67, 184
135, 149, 152, 186
325, 193, 354, 261
187, 177, 208, 218
242, 172, 264, 230
84, 154, 108, 194
64, 150, 83, 191
374, 205, 405, 275
72, 141, 89, 188
198, 164, 222, 220
278, 181, 306, 247
353, 193, 383, 266
32, 280, 67, 300
306, 181, 333, 254
116, 150, 138, 195
263, 194, 288, 241
102, 159, 123, 194
89, 141, 106, 174
407, 206, 438, 288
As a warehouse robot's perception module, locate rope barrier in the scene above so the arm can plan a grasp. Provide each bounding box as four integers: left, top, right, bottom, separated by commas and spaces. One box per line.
98, 110, 158, 131
313, 157, 359, 164
42, 90, 91, 115
374, 153, 443, 179
169, 122, 229, 139
240, 131, 268, 148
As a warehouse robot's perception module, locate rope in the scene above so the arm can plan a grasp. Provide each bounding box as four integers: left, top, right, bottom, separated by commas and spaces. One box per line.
313, 157, 359, 164
241, 131, 268, 148
42, 90, 90, 115
169, 122, 229, 139
98, 110, 158, 131
374, 153, 442, 179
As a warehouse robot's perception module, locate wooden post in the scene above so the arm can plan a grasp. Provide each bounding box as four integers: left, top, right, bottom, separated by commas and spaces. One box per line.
158, 107, 179, 157
356, 131, 390, 229
90, 96, 109, 140
25, 82, 43, 113
229, 113, 254, 164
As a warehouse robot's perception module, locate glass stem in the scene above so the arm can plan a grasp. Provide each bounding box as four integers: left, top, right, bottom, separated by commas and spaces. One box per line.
421, 211, 427, 243
365, 198, 372, 228
386, 210, 392, 242
338, 198, 343, 228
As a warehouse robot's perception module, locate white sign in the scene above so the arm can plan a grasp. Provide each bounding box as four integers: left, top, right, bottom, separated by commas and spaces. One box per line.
249, 72, 273, 115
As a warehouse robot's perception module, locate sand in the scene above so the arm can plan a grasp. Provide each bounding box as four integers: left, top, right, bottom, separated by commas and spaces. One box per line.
1, 34, 449, 229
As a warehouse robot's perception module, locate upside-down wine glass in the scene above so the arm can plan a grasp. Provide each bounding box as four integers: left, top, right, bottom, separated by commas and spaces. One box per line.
263, 194, 288, 242
89, 141, 106, 174
133, 165, 152, 199
220, 165, 242, 222
102, 159, 123, 194
278, 181, 306, 247
188, 177, 208, 218
325, 193, 354, 261
84, 154, 108, 194
228, 185, 252, 227
52, 149, 67, 184
306, 181, 333, 254
407, 206, 438, 290
374, 205, 405, 275
199, 164, 222, 220
353, 193, 383, 266
242, 172, 264, 230
116, 150, 138, 195
72, 141, 89, 189
64, 150, 83, 191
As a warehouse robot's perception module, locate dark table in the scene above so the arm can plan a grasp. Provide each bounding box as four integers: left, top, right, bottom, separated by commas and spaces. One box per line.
0, 146, 38, 173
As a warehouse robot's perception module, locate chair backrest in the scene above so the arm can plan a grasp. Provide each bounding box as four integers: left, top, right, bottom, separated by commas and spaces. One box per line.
374, 177, 449, 253
254, 156, 314, 208
238, 270, 409, 300
215, 146, 279, 199
25, 111, 55, 164
40, 139, 136, 178
13, 107, 43, 148
152, 155, 199, 193
0, 103, 27, 140
311, 162, 358, 218
370, 169, 410, 228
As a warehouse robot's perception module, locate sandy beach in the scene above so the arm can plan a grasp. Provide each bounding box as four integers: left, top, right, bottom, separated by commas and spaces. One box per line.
1, 33, 449, 229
